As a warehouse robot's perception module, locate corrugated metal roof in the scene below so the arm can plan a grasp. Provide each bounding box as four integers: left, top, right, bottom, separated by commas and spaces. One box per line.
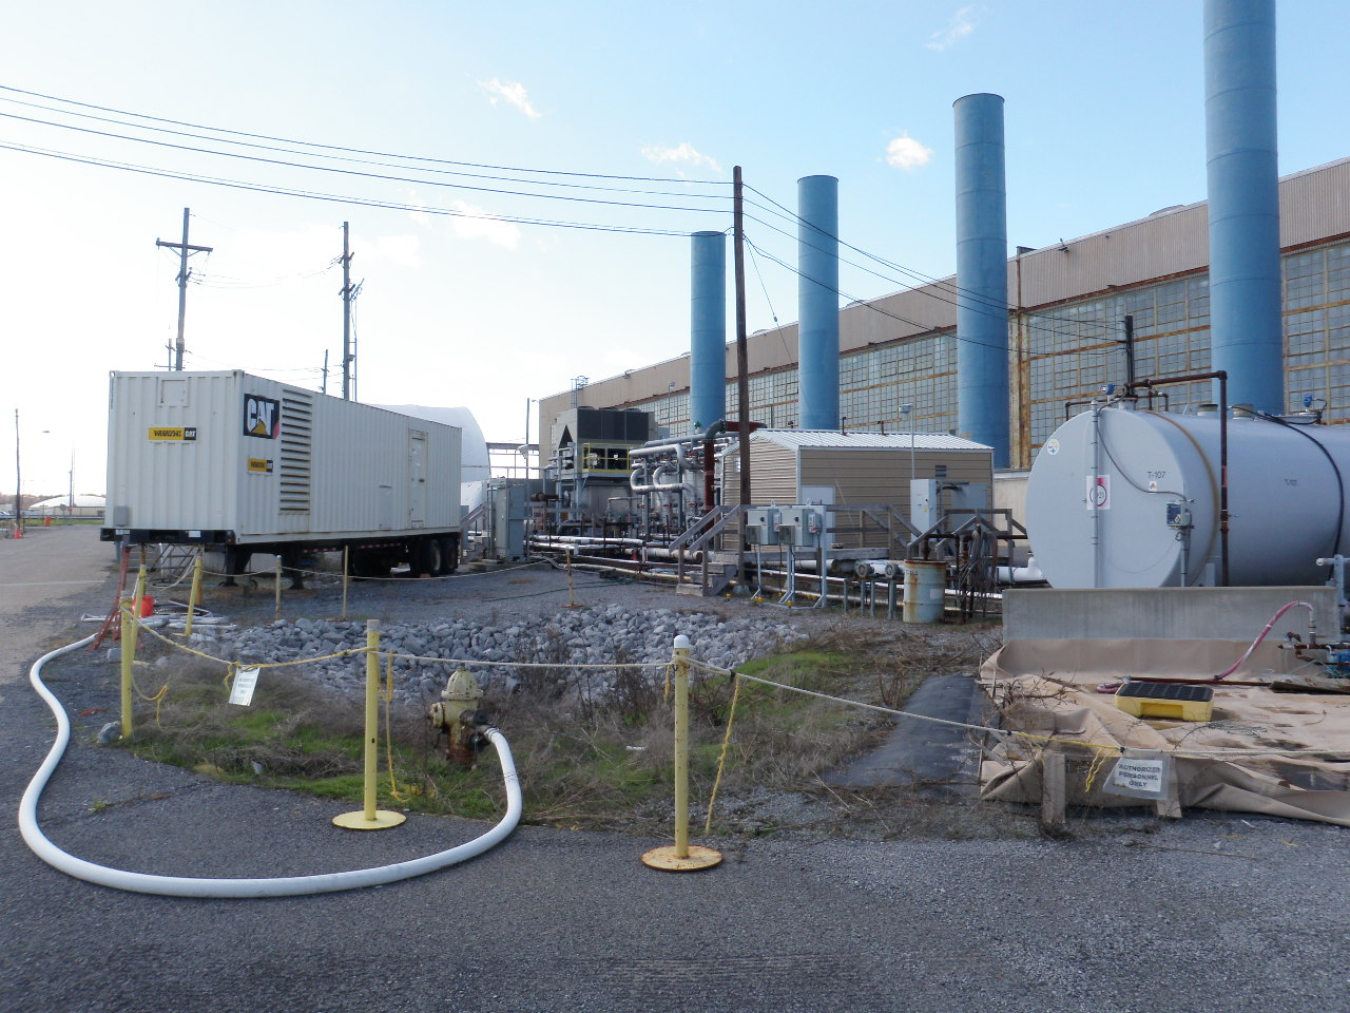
748, 429, 991, 452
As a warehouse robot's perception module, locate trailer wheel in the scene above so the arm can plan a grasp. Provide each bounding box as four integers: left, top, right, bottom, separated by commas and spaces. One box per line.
417, 536, 444, 577
439, 535, 459, 574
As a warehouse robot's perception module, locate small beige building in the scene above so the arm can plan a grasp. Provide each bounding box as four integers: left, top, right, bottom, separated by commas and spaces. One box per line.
719, 430, 993, 542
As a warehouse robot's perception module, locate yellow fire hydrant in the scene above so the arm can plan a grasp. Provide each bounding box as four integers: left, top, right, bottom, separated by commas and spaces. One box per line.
428, 667, 485, 768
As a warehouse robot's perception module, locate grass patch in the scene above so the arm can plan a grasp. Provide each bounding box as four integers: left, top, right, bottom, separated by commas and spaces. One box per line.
120, 621, 998, 837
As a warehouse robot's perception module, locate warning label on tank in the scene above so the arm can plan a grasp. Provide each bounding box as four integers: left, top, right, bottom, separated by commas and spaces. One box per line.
247, 458, 273, 474
1086, 474, 1111, 511
148, 427, 198, 441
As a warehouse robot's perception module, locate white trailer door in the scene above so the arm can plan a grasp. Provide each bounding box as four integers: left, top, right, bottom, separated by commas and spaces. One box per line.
408, 430, 427, 526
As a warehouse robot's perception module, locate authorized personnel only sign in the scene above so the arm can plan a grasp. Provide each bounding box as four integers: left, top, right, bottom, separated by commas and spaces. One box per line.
229, 667, 260, 707
1108, 754, 1171, 799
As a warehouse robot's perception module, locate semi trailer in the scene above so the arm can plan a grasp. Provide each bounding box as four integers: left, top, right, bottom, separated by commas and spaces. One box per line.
101, 370, 462, 579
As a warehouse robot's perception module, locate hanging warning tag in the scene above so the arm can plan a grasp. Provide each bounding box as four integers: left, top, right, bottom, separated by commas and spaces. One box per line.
229, 666, 260, 706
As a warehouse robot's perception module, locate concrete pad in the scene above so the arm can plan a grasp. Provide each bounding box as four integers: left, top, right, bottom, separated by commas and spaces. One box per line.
1003, 586, 1339, 641
824, 673, 985, 796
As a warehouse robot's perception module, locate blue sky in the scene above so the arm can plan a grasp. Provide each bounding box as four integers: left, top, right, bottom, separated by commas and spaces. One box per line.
2, 1, 1347, 495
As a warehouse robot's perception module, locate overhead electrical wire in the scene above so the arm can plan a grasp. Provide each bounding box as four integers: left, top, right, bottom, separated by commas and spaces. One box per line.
744, 185, 1121, 343
0, 140, 700, 238
746, 237, 1022, 356
0, 83, 728, 187
2, 82, 1130, 360
0, 109, 729, 215
743, 203, 1119, 346
0, 92, 732, 201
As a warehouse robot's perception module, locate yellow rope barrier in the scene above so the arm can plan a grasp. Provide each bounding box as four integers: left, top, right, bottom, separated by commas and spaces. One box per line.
703, 673, 743, 835
385, 651, 668, 670
687, 657, 1350, 761
382, 651, 407, 802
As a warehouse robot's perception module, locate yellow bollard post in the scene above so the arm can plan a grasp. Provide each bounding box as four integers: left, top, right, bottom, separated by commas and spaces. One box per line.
341, 545, 350, 621
641, 635, 722, 872
184, 554, 203, 638
128, 566, 146, 661
119, 594, 134, 740
333, 620, 406, 830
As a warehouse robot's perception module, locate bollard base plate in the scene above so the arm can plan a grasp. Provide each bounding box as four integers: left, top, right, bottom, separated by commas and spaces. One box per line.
333, 809, 407, 831
641, 844, 723, 872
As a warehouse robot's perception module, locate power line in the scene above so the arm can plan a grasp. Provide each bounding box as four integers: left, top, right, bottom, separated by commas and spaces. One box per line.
745, 238, 1013, 355
0, 92, 731, 202
0, 83, 729, 186
0, 109, 730, 216
742, 203, 1119, 345
0, 140, 703, 238
743, 185, 1119, 336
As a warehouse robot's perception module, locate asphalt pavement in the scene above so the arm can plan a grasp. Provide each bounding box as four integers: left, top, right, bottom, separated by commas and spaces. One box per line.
4, 527, 1350, 1012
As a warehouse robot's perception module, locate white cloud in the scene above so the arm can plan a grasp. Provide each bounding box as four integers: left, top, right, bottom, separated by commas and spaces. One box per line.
885, 133, 934, 171
640, 142, 723, 175
926, 5, 978, 51
449, 200, 521, 250
371, 234, 423, 268
479, 77, 542, 119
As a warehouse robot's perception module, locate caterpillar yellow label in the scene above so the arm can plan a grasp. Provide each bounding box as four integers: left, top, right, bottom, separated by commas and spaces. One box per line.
247, 458, 273, 474
149, 427, 198, 441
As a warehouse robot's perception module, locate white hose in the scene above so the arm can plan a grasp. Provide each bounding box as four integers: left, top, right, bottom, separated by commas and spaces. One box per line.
19, 635, 522, 898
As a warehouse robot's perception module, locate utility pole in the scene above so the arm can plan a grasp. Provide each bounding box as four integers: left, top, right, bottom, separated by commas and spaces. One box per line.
321, 350, 329, 396
13, 409, 21, 535
341, 222, 355, 400
1120, 314, 1137, 388
155, 208, 213, 371
733, 166, 751, 585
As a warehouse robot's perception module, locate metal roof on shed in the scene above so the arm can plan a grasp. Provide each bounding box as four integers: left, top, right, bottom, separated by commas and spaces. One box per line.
746, 429, 991, 452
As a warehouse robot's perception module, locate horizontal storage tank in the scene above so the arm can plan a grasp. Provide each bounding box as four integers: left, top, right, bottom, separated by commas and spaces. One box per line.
1025, 406, 1350, 588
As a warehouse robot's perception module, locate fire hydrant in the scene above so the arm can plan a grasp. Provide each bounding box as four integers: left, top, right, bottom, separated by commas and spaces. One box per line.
428, 667, 486, 768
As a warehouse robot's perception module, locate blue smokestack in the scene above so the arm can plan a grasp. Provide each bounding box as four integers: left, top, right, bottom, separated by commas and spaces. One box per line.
954, 93, 1009, 468
689, 230, 727, 432
797, 175, 840, 431
1205, 0, 1282, 413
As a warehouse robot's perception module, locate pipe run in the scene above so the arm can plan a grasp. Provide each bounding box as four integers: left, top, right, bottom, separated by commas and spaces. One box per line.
20, 635, 522, 898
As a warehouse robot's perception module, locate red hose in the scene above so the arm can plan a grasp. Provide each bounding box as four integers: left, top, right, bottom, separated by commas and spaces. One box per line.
1212, 600, 1316, 681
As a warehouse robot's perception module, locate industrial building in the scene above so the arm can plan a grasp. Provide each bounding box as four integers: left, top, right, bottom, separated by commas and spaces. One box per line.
537, 153, 1350, 475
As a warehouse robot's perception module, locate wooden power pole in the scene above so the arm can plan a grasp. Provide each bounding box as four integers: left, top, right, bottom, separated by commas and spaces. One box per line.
155, 208, 212, 371
733, 166, 751, 584
341, 222, 355, 400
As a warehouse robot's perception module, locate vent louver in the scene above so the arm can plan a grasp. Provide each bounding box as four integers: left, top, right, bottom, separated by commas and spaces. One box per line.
279, 389, 313, 513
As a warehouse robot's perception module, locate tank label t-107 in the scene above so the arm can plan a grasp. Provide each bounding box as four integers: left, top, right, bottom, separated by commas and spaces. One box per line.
148, 427, 198, 441
243, 394, 281, 439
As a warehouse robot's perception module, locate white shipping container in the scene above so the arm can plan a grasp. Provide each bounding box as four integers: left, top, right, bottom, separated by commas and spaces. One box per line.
103, 371, 461, 553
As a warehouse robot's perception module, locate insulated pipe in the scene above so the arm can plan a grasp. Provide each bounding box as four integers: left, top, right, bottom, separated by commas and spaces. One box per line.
21, 636, 522, 898
629, 443, 687, 463
954, 93, 1009, 467
690, 231, 728, 433
1204, 0, 1283, 415
797, 175, 840, 432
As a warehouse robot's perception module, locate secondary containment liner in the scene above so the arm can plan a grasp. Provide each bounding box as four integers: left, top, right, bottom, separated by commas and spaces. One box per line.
979, 639, 1350, 826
